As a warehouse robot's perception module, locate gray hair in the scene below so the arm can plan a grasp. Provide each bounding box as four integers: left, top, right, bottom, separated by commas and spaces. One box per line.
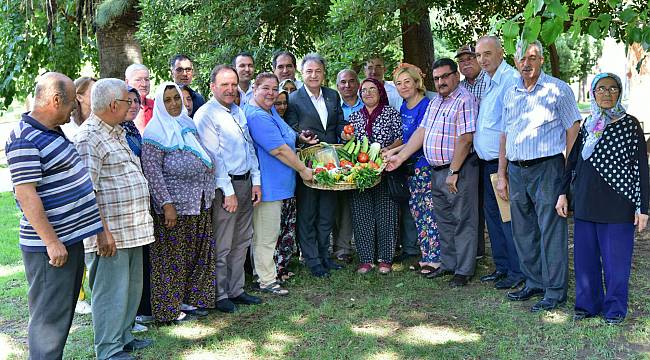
336, 69, 358, 84
124, 63, 149, 80
515, 40, 544, 62
301, 53, 326, 72
32, 72, 71, 108
477, 35, 503, 50
91, 78, 127, 113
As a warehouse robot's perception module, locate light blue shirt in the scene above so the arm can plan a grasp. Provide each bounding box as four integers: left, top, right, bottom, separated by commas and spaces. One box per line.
341, 97, 364, 120
474, 61, 520, 160
238, 83, 254, 106
502, 71, 581, 161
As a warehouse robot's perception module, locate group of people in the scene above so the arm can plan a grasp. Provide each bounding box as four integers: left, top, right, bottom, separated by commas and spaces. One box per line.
6, 35, 648, 360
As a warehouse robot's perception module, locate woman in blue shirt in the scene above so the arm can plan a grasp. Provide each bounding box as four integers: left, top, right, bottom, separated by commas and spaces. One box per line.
245, 72, 313, 295
388, 64, 441, 275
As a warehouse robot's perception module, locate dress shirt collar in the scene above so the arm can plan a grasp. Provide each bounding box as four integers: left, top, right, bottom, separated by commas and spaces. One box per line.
488, 60, 510, 86
305, 86, 323, 101
436, 85, 463, 102
95, 114, 124, 136
341, 96, 362, 109
516, 71, 547, 93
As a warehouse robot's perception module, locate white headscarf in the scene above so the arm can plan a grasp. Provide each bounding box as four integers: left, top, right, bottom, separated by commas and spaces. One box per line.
142, 83, 213, 168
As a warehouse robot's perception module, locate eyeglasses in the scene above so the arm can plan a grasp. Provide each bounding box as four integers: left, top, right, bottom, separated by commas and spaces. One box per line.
360, 87, 379, 95
595, 86, 620, 95
174, 67, 194, 74
433, 71, 456, 82
114, 98, 133, 106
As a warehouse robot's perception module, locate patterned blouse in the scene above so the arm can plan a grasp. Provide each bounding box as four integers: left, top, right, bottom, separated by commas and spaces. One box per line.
348, 105, 403, 148
141, 143, 216, 216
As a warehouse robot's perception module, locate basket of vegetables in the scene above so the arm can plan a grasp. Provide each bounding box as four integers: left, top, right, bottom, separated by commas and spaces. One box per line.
299, 135, 386, 191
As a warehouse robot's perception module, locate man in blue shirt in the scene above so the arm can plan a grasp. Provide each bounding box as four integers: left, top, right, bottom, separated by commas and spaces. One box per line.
337, 69, 363, 120
5, 72, 104, 359
474, 36, 524, 290
498, 40, 581, 312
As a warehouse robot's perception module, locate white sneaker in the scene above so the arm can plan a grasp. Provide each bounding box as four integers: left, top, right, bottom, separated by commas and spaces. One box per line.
135, 315, 155, 324
75, 300, 92, 314
131, 323, 148, 333
180, 303, 197, 311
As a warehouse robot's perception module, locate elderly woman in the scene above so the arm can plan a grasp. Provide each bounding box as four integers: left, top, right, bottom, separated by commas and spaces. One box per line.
245, 72, 313, 294
279, 79, 297, 94
141, 83, 216, 322
389, 64, 440, 276
62, 76, 96, 139
122, 86, 143, 157
556, 73, 649, 324
348, 78, 402, 274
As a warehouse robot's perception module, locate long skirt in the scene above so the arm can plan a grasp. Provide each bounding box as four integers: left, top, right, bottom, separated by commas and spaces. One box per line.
275, 197, 296, 275
150, 208, 216, 322
408, 165, 441, 264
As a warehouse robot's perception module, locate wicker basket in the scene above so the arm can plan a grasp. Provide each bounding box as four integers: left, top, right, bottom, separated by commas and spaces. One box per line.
298, 143, 384, 191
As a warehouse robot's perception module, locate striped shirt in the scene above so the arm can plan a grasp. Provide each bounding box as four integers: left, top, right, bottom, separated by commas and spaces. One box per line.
5, 113, 103, 252
420, 86, 478, 166
461, 70, 488, 103
502, 72, 581, 161
75, 114, 155, 252
474, 61, 520, 160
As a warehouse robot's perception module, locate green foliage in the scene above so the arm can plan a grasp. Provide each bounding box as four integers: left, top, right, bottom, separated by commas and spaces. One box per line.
96, 0, 134, 27
0, 0, 97, 109
541, 34, 603, 83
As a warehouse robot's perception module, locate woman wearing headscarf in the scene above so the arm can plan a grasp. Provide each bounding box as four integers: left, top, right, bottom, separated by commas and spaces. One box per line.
123, 86, 143, 157
347, 78, 402, 274
244, 72, 313, 294
279, 79, 297, 94
388, 64, 440, 276
556, 73, 649, 324
141, 83, 216, 323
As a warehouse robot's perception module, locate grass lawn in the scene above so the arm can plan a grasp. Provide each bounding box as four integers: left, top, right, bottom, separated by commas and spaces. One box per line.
1, 190, 650, 359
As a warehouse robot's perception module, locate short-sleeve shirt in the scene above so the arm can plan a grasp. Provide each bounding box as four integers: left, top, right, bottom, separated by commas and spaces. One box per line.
420, 86, 478, 166
400, 97, 430, 168
341, 97, 364, 121
5, 113, 103, 252
75, 114, 155, 252
245, 105, 297, 202
502, 71, 582, 161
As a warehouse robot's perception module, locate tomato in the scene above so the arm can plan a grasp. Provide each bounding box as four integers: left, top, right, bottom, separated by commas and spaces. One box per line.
340, 160, 353, 167
357, 152, 369, 163
325, 162, 336, 170
368, 161, 379, 169
343, 124, 354, 135
314, 168, 326, 174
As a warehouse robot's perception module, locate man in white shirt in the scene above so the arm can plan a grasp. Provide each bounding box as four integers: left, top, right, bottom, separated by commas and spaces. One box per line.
194, 64, 263, 313
233, 52, 255, 106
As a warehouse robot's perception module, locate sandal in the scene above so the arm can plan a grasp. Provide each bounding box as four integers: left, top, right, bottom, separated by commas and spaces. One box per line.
259, 282, 289, 296
378, 262, 392, 274
357, 263, 373, 274
419, 265, 439, 276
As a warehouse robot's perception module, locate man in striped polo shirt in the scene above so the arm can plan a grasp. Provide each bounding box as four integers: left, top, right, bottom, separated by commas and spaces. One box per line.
6, 72, 104, 359
497, 40, 581, 312
386, 58, 480, 287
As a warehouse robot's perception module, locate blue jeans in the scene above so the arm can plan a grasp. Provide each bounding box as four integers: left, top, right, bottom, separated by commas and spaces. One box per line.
481, 160, 523, 280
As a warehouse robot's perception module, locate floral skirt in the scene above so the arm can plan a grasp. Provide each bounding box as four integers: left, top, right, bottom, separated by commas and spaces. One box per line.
150, 208, 216, 322
408, 165, 441, 264
275, 197, 296, 275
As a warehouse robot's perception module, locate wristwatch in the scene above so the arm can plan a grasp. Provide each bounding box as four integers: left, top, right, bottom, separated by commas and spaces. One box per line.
448, 168, 460, 176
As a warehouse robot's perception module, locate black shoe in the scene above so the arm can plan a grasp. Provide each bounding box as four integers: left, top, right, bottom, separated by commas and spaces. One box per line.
604, 316, 625, 325
449, 274, 469, 287
393, 253, 418, 263
495, 276, 525, 290
215, 299, 238, 313
108, 351, 135, 360
530, 298, 565, 312
507, 286, 544, 301
324, 260, 344, 270
123, 338, 153, 352
425, 268, 454, 279
336, 254, 353, 263
310, 265, 331, 278
573, 309, 596, 321
230, 292, 263, 305
480, 270, 507, 282
185, 308, 208, 317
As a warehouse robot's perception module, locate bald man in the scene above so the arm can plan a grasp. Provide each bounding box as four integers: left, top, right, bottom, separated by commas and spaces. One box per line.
5, 72, 104, 359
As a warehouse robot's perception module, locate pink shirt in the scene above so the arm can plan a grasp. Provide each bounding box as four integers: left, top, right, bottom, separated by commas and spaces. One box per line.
420, 86, 477, 166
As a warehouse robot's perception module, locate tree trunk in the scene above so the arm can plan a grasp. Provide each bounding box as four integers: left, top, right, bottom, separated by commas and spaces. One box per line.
96, 4, 142, 79
400, 2, 435, 91
548, 43, 561, 79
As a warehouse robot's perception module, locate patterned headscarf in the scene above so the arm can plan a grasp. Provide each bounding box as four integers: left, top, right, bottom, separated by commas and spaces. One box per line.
359, 78, 389, 136
581, 72, 626, 160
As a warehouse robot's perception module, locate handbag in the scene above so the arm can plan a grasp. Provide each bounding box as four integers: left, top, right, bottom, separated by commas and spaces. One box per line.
385, 171, 410, 203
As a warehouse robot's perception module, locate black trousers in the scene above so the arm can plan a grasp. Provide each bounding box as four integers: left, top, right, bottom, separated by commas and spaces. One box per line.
296, 181, 337, 269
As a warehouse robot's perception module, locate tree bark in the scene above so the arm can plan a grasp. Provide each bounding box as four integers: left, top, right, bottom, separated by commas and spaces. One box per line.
548, 43, 561, 79
400, 2, 435, 91
96, 4, 142, 79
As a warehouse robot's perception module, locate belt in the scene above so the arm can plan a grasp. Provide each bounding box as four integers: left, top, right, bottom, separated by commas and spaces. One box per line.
432, 152, 477, 171
229, 171, 251, 181
432, 163, 450, 171
480, 158, 499, 165
509, 154, 562, 168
